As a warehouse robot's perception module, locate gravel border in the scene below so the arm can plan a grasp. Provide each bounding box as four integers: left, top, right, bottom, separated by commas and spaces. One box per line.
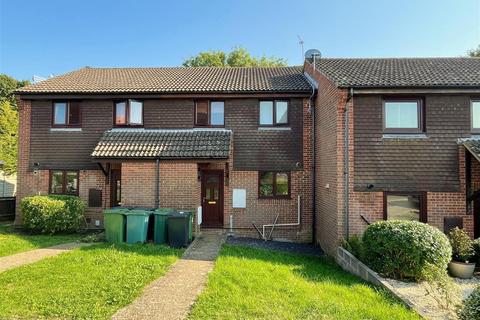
226, 236, 324, 257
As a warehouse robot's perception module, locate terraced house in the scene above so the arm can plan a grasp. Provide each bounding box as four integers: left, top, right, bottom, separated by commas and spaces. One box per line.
14, 57, 480, 254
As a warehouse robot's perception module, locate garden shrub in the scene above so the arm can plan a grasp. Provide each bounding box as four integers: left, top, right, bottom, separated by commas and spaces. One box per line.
471, 238, 480, 262
449, 227, 475, 262
362, 220, 452, 281
458, 285, 480, 320
21, 195, 85, 234
342, 235, 364, 261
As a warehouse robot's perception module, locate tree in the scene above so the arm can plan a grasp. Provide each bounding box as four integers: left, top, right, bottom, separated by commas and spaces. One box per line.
183, 47, 287, 67
468, 45, 480, 57
0, 74, 29, 107
0, 74, 29, 174
0, 101, 18, 175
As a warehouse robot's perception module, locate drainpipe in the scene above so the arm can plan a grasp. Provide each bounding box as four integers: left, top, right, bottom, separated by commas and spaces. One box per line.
344, 88, 353, 239
155, 159, 160, 209
308, 77, 317, 245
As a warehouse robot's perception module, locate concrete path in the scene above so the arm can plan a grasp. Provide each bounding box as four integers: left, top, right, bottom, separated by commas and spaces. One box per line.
0, 242, 93, 273
112, 231, 225, 320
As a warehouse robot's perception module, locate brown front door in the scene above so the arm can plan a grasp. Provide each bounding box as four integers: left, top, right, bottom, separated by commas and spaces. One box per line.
201, 170, 224, 227
110, 169, 122, 207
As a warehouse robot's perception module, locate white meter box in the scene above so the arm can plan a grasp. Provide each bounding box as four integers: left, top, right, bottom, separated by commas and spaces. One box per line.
232, 189, 246, 208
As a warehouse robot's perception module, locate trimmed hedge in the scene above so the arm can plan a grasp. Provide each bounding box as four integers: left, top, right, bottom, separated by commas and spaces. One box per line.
362, 220, 452, 281
458, 285, 480, 320
21, 195, 85, 234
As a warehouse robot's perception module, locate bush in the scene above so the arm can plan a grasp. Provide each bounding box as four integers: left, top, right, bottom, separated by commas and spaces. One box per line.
342, 235, 364, 261
21, 195, 85, 234
472, 238, 480, 262
458, 285, 480, 320
449, 227, 475, 263
362, 220, 452, 281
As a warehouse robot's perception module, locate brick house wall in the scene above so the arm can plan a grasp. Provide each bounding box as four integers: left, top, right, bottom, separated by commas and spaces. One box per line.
305, 61, 475, 255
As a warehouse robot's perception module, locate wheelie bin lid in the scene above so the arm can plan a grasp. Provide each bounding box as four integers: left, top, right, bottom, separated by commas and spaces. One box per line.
123, 209, 151, 216
152, 208, 174, 216
104, 207, 129, 214
168, 212, 189, 219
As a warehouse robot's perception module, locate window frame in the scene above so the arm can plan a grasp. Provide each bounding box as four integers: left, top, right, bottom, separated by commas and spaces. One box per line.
113, 99, 144, 127
258, 171, 291, 199
383, 191, 427, 223
259, 100, 289, 127
194, 100, 225, 127
382, 98, 424, 134
51, 101, 82, 128
470, 99, 480, 133
49, 170, 80, 196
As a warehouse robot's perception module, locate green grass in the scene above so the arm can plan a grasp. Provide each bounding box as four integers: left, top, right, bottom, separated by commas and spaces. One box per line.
0, 223, 82, 257
0, 243, 182, 319
189, 245, 420, 320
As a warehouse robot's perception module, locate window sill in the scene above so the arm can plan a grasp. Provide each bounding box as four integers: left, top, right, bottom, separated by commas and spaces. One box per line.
258, 196, 292, 200
382, 133, 427, 140
258, 127, 291, 131
50, 128, 82, 132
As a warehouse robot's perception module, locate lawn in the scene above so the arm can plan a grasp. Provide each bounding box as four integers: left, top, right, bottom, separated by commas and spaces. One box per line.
0, 243, 182, 319
0, 223, 82, 257
189, 245, 420, 320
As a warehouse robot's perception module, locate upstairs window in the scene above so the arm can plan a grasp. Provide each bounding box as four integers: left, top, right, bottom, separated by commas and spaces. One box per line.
383, 99, 423, 133
52, 102, 81, 127
115, 100, 143, 126
50, 170, 79, 195
384, 192, 426, 222
258, 171, 290, 198
471, 100, 480, 132
259, 100, 288, 126
195, 100, 224, 126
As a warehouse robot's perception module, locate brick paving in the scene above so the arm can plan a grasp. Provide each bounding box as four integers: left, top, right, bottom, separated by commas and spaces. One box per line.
112, 231, 225, 320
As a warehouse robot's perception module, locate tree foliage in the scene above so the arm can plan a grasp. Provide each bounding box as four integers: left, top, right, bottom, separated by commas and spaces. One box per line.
468, 45, 480, 57
0, 74, 29, 174
183, 47, 287, 67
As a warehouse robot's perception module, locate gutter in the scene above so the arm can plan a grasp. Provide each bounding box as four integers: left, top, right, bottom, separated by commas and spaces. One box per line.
343, 88, 354, 239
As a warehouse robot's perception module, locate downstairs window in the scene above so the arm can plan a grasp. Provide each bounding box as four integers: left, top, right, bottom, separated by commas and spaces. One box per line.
384, 192, 426, 222
258, 171, 290, 198
50, 170, 79, 195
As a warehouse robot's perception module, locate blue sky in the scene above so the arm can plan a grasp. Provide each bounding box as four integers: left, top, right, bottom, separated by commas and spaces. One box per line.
1, 0, 479, 80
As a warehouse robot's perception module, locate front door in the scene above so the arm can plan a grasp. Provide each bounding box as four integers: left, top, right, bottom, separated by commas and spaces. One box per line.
201, 170, 224, 227
110, 169, 122, 207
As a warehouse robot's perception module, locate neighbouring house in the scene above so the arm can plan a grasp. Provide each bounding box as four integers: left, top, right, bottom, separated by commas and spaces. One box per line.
0, 171, 16, 198
14, 67, 314, 242
14, 57, 480, 254
305, 57, 480, 254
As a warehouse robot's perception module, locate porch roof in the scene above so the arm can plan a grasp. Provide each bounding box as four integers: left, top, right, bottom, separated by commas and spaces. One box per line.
91, 128, 231, 160
462, 139, 480, 162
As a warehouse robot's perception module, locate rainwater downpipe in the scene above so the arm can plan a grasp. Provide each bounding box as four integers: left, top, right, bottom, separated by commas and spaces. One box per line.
307, 74, 317, 245
155, 158, 160, 209
344, 88, 353, 239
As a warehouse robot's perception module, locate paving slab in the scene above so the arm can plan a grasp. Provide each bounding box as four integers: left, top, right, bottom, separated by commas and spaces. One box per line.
0, 242, 94, 273
112, 231, 225, 320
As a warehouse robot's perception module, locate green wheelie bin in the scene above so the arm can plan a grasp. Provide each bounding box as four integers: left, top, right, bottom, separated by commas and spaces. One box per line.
178, 210, 194, 242
152, 208, 173, 244
104, 207, 129, 243
167, 212, 189, 248
124, 209, 151, 244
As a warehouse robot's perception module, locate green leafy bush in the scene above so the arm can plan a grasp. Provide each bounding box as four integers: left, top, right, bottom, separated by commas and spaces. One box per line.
471, 238, 480, 262
21, 195, 85, 234
362, 220, 452, 281
458, 285, 480, 320
449, 227, 475, 263
342, 235, 364, 261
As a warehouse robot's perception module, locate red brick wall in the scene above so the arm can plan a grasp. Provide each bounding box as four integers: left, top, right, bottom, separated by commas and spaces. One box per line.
304, 61, 344, 254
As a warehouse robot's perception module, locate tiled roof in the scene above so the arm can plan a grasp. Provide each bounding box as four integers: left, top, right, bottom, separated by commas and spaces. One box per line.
462, 138, 480, 162
91, 129, 231, 159
312, 58, 480, 88
17, 66, 311, 94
